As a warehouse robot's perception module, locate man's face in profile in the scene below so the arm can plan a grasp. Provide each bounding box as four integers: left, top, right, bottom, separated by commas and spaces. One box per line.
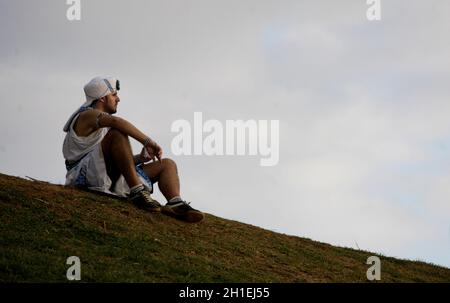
104, 92, 120, 114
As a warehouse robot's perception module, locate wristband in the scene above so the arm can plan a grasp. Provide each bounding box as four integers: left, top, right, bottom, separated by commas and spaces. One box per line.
142, 137, 152, 147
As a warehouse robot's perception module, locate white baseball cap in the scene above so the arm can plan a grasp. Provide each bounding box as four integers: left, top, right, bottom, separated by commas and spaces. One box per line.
82, 76, 120, 106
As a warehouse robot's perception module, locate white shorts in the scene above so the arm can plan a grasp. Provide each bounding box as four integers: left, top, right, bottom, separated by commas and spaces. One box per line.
65, 144, 153, 197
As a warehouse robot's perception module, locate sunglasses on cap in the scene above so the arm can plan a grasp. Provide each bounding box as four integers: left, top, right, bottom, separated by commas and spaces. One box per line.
104, 78, 120, 92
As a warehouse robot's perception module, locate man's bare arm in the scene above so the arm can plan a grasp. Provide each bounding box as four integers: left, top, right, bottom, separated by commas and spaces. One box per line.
81, 110, 162, 161
96, 111, 149, 144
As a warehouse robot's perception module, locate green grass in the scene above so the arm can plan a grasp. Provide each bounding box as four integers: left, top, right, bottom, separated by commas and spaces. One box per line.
0, 173, 449, 282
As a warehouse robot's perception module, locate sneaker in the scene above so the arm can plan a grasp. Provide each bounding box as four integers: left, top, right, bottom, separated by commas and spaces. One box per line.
162, 201, 204, 223
129, 187, 162, 212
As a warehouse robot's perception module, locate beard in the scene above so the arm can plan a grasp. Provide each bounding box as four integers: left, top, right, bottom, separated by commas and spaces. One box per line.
106, 104, 117, 114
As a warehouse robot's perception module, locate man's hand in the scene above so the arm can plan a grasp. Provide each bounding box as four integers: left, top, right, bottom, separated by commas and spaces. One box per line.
138, 147, 152, 163
144, 139, 163, 162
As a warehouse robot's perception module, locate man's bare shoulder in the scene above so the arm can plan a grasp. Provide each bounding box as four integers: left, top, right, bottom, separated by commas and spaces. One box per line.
78, 109, 115, 124
73, 109, 107, 137
78, 108, 103, 119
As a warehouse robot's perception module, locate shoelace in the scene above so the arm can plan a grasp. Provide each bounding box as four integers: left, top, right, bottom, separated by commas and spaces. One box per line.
169, 200, 189, 206
168, 200, 194, 210
141, 190, 158, 205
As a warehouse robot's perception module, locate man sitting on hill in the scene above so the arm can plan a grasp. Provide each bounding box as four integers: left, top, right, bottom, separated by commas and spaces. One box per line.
62, 76, 203, 223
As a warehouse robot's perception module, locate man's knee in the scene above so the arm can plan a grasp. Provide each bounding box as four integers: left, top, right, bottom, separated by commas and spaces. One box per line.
142, 158, 178, 182
106, 128, 128, 140
103, 129, 128, 146
162, 158, 177, 169
102, 129, 130, 155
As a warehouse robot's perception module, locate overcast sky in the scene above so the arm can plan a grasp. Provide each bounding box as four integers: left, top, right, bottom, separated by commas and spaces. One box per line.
1, 0, 449, 269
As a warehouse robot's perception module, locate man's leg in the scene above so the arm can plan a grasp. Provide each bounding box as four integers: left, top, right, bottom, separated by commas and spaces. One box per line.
101, 129, 141, 188
143, 158, 204, 223
141, 158, 180, 201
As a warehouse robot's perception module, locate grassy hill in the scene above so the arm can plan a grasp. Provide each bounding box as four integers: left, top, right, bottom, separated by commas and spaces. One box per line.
0, 173, 449, 282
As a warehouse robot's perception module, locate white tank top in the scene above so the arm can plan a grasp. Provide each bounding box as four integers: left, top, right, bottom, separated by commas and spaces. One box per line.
62, 109, 109, 163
